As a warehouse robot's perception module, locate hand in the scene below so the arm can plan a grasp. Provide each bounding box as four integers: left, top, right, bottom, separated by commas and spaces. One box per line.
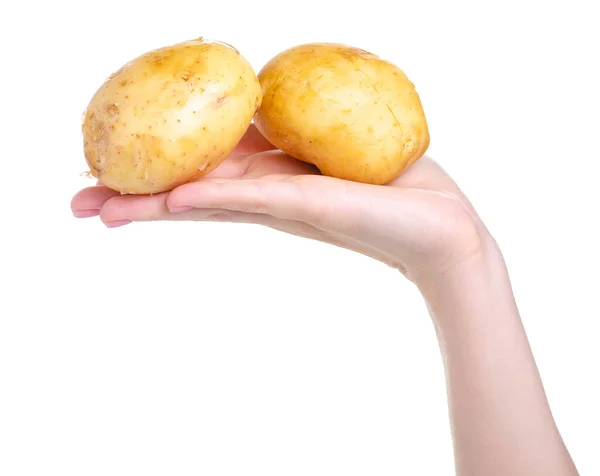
71, 125, 489, 285
71, 126, 580, 475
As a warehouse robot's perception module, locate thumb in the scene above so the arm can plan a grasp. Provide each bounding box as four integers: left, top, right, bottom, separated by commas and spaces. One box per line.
165, 174, 376, 233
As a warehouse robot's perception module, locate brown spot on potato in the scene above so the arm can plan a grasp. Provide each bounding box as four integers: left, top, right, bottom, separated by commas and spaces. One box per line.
105, 103, 119, 117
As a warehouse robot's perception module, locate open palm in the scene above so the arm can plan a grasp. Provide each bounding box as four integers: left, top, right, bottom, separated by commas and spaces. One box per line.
72, 125, 486, 281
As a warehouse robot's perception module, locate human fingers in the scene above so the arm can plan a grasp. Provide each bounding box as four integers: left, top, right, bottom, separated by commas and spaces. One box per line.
97, 192, 394, 266
98, 192, 171, 227
70, 185, 121, 218
165, 173, 376, 234
95, 186, 317, 231
98, 189, 326, 239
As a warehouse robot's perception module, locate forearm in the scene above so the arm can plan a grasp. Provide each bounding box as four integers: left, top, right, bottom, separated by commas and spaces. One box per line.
418, 238, 578, 476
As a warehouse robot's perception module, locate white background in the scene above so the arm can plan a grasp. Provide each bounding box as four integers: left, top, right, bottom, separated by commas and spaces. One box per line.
1, 0, 599, 474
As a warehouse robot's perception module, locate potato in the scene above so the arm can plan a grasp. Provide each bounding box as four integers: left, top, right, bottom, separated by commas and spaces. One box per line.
254, 43, 429, 184
82, 38, 261, 194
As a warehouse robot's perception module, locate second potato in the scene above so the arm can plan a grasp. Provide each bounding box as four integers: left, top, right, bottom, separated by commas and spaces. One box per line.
255, 43, 430, 185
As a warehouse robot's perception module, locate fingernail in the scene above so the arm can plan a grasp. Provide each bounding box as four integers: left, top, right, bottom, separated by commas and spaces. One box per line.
169, 206, 193, 214
73, 209, 100, 218
105, 219, 132, 228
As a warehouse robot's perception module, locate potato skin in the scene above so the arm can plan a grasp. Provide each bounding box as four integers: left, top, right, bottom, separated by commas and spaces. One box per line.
254, 43, 429, 184
82, 38, 261, 194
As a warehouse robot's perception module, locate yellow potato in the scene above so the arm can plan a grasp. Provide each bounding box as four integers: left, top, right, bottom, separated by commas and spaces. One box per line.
254, 43, 429, 184
82, 38, 261, 194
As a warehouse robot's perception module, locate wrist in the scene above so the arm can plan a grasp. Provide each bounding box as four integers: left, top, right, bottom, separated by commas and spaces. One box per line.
415, 233, 579, 476
412, 233, 516, 327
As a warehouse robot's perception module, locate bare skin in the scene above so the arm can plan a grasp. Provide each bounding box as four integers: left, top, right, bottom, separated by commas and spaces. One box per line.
71, 125, 579, 475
